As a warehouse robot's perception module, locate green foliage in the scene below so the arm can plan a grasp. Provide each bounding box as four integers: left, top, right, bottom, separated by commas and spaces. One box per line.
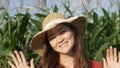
84, 8, 120, 62
0, 9, 45, 68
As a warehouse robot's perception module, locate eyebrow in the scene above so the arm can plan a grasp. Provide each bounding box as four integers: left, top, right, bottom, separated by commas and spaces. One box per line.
56, 26, 65, 31
47, 30, 54, 37
47, 26, 66, 37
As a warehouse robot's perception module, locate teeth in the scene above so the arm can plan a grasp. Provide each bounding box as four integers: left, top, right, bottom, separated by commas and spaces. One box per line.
60, 42, 67, 48
61, 44, 65, 47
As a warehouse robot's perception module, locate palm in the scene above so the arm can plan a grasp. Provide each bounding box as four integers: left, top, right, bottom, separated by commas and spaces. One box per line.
8, 50, 34, 68
107, 60, 120, 68
103, 46, 120, 68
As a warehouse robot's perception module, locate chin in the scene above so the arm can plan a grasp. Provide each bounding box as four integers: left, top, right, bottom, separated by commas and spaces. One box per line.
60, 50, 72, 55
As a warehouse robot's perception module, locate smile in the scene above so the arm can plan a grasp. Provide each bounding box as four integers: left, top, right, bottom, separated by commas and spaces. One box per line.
59, 41, 68, 48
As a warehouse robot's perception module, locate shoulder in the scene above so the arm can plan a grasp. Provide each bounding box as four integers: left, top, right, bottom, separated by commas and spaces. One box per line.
88, 60, 102, 68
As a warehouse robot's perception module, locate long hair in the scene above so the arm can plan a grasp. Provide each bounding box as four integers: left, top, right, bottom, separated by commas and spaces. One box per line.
41, 23, 88, 68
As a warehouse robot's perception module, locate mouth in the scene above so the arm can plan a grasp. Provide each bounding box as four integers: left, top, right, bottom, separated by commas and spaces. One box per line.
59, 41, 68, 48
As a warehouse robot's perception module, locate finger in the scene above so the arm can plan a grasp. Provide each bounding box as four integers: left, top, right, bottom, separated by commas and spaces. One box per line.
113, 48, 117, 62
30, 58, 34, 68
106, 49, 109, 57
110, 46, 113, 60
19, 51, 27, 65
8, 61, 16, 68
103, 58, 108, 68
106, 49, 110, 60
14, 50, 22, 64
119, 52, 120, 63
11, 53, 19, 66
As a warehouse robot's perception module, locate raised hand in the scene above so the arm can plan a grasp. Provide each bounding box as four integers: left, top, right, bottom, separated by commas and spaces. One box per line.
103, 46, 120, 68
8, 50, 35, 68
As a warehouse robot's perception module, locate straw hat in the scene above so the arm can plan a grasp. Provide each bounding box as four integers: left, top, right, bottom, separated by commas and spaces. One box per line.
30, 13, 86, 56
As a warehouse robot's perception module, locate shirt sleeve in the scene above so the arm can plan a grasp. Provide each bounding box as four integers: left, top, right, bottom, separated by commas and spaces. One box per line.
37, 63, 42, 68
89, 60, 102, 68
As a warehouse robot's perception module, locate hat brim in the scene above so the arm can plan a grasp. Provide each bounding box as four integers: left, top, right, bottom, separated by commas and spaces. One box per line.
30, 16, 86, 56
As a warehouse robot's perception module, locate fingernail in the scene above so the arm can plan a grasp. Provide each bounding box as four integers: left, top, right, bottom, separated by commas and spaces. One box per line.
19, 51, 22, 53
110, 46, 112, 48
7, 61, 10, 63
14, 50, 17, 53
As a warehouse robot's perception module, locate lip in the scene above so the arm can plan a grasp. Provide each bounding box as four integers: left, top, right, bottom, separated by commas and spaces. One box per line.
58, 41, 68, 48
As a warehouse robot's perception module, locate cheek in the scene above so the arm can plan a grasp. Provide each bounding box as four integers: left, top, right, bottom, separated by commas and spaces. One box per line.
67, 32, 75, 45
49, 40, 56, 48
71, 36, 75, 46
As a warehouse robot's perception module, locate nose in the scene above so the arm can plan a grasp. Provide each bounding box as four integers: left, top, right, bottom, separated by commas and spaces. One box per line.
56, 35, 64, 43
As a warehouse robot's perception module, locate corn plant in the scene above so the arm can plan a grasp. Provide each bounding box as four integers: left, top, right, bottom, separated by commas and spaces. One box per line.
84, 8, 120, 62
0, 9, 42, 68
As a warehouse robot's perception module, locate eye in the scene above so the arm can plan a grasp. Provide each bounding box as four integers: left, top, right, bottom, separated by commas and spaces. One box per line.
59, 29, 66, 34
49, 35, 56, 41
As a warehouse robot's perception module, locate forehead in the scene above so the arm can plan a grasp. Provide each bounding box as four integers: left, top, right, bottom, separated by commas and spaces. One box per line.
47, 24, 69, 33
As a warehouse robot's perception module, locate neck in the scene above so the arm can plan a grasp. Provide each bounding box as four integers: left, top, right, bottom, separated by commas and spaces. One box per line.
59, 53, 74, 68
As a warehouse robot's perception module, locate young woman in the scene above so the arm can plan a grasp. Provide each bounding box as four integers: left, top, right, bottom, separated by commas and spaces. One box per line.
8, 13, 120, 68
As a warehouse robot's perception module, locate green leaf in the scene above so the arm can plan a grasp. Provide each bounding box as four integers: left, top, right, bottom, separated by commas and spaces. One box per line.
35, 13, 46, 18
18, 13, 31, 44
53, 5, 58, 12
102, 8, 110, 20
64, 4, 73, 17
108, 30, 120, 39
15, 13, 24, 17
30, 18, 42, 30
93, 12, 98, 24
94, 43, 110, 62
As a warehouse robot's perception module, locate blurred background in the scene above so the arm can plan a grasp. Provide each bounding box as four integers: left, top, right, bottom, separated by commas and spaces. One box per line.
0, 0, 120, 68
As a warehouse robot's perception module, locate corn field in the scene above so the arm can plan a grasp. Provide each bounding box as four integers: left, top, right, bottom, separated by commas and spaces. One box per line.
0, 4, 120, 68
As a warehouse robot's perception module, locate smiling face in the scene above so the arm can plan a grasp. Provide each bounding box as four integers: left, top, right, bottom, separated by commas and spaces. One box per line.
47, 23, 75, 55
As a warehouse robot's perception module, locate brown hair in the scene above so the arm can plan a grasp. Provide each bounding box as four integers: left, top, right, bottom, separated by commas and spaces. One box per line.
41, 23, 88, 68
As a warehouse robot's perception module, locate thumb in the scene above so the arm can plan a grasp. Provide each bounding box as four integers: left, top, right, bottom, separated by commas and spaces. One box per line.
30, 58, 34, 68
